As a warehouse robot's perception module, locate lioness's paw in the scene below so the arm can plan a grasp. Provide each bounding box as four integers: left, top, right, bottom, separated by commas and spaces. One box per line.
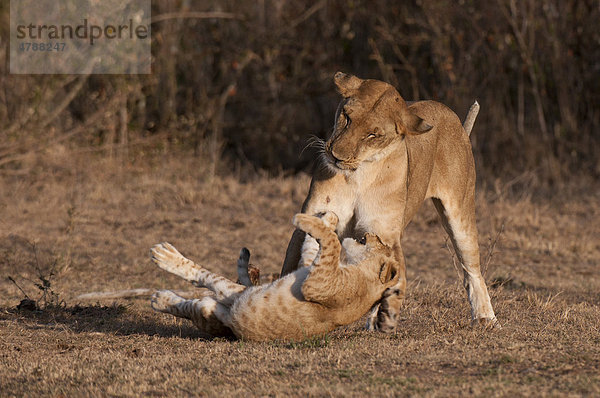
472, 317, 502, 330
151, 290, 184, 312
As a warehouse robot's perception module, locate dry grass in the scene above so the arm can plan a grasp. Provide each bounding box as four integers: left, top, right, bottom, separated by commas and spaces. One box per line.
1, 151, 599, 397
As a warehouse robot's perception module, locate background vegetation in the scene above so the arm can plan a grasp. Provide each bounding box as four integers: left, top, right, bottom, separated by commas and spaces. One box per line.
2, 2, 599, 395
1, 0, 598, 184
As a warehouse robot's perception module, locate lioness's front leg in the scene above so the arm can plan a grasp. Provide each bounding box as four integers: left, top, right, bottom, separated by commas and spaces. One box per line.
281, 229, 307, 276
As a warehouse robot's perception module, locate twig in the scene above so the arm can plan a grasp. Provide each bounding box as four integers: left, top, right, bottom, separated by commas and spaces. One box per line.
368, 38, 398, 87
37, 72, 90, 132
0, 76, 78, 140
71, 132, 167, 155
150, 12, 243, 24
0, 96, 118, 167
375, 20, 424, 99
482, 221, 505, 277
498, 0, 549, 140
76, 289, 202, 300
207, 51, 258, 179
7, 276, 31, 300
288, 0, 327, 30
444, 237, 463, 282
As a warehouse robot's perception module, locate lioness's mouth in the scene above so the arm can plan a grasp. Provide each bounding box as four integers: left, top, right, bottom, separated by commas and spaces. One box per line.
323, 151, 358, 171
335, 162, 358, 171
328, 159, 358, 171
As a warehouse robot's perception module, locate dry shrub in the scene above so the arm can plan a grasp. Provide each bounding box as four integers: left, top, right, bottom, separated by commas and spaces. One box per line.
1, 0, 598, 185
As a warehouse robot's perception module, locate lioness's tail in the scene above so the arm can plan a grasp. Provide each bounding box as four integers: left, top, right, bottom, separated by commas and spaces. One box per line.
463, 101, 480, 136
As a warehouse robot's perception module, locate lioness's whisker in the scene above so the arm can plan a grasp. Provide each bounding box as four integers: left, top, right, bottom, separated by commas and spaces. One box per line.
301, 135, 326, 157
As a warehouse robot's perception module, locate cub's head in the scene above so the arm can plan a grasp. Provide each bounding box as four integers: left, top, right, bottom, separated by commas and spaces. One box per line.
342, 233, 399, 287
324, 72, 432, 171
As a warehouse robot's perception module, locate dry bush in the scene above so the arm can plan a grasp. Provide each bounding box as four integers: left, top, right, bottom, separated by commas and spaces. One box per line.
1, 0, 599, 184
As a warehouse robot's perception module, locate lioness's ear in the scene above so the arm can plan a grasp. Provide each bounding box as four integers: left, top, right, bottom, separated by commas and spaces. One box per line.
334, 71, 363, 97
397, 110, 433, 136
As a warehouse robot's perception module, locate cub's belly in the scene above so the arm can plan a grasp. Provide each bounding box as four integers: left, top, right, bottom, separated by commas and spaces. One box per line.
229, 272, 334, 341
230, 298, 333, 341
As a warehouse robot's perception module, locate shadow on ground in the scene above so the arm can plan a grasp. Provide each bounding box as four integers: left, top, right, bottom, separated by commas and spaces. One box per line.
0, 301, 233, 340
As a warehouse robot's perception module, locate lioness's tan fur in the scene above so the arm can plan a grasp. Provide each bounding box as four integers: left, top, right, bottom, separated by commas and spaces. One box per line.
150, 212, 399, 341
282, 72, 497, 331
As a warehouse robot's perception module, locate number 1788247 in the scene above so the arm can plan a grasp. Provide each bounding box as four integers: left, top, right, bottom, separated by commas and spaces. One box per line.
18, 42, 66, 52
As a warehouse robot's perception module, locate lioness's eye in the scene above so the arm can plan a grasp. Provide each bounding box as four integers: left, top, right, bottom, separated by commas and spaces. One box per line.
366, 127, 380, 139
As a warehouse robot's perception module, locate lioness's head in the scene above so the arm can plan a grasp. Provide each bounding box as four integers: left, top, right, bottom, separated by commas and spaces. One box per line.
324, 72, 432, 170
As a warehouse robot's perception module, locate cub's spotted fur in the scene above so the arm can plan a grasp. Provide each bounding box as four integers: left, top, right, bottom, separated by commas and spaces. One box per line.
150, 212, 398, 341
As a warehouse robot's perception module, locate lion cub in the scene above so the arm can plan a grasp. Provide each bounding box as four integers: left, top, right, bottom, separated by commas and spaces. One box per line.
150, 212, 399, 341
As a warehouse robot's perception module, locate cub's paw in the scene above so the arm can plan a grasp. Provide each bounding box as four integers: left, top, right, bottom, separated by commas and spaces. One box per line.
367, 305, 398, 333
151, 290, 184, 312
367, 288, 401, 333
151, 242, 186, 272
293, 211, 339, 233
365, 303, 380, 331
319, 211, 339, 229
375, 312, 398, 333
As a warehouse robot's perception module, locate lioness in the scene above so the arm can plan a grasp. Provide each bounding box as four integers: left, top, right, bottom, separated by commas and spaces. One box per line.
150, 212, 399, 341
281, 72, 498, 332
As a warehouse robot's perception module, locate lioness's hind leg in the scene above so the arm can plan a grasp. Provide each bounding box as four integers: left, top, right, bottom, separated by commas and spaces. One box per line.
431, 197, 498, 327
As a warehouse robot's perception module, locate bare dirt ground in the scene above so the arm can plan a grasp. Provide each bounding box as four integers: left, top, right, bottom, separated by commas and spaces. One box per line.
1, 152, 599, 397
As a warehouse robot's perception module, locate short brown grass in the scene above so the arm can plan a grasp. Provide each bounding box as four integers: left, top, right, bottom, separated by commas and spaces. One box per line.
1, 152, 599, 396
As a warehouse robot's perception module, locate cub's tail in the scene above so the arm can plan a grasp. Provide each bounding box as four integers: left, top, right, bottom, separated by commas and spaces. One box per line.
236, 248, 255, 287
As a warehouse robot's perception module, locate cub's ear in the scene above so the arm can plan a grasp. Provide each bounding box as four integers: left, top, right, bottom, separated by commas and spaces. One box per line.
378, 260, 393, 284
334, 71, 363, 97
379, 260, 400, 285
396, 110, 433, 136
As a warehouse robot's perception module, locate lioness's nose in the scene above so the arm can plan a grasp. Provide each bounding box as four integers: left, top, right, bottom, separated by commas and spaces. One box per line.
330, 147, 344, 162
326, 142, 341, 161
